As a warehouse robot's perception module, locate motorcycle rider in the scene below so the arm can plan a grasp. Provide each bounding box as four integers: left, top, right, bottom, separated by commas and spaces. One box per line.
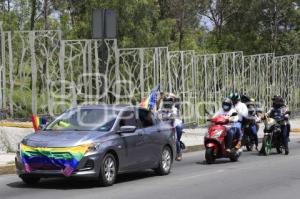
241, 94, 261, 150
213, 98, 239, 152
266, 95, 290, 155
230, 93, 249, 149
245, 98, 261, 150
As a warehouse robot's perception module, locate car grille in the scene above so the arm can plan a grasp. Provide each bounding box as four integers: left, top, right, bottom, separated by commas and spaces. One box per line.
25, 151, 73, 170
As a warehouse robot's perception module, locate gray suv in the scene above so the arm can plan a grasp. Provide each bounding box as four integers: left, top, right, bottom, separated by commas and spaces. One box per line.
15, 105, 176, 186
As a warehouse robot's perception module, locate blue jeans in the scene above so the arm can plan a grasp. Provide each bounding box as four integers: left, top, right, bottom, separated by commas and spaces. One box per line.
232, 122, 243, 141
281, 125, 288, 149
175, 124, 184, 155
249, 123, 259, 146
226, 127, 239, 149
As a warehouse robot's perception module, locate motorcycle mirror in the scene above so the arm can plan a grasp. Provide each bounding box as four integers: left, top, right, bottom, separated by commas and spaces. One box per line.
231, 112, 238, 117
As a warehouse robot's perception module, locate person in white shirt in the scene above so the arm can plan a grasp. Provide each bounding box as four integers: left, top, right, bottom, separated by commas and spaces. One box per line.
158, 93, 184, 161
172, 103, 184, 161
213, 98, 239, 151
229, 93, 248, 148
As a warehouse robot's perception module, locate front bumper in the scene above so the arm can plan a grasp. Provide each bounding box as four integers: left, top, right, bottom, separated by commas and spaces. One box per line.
15, 151, 103, 178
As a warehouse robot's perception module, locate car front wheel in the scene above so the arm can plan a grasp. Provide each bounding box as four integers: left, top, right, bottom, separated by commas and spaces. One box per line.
20, 175, 40, 185
154, 146, 172, 175
98, 153, 117, 186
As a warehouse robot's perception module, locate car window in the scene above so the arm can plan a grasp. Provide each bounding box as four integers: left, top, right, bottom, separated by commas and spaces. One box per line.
138, 109, 156, 128
45, 108, 119, 131
119, 111, 137, 127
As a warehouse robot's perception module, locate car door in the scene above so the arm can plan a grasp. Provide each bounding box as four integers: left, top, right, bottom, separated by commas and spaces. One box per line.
117, 110, 145, 170
136, 108, 161, 166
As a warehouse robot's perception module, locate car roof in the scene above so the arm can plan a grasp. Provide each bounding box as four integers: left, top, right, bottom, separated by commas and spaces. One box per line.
75, 104, 148, 111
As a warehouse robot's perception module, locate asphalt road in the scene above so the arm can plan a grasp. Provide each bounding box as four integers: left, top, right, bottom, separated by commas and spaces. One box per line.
1, 136, 300, 199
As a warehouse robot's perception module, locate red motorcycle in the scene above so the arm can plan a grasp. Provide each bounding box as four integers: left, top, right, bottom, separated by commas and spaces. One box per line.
204, 113, 242, 164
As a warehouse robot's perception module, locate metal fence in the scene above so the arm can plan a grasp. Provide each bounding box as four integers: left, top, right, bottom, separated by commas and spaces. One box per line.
0, 24, 300, 123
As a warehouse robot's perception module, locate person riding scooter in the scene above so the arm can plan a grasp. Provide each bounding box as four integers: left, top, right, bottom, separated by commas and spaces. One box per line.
213, 98, 239, 152
230, 93, 248, 149
265, 95, 290, 155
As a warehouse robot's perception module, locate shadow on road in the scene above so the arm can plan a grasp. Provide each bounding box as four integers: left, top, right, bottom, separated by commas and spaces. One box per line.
196, 159, 236, 165
6, 170, 157, 190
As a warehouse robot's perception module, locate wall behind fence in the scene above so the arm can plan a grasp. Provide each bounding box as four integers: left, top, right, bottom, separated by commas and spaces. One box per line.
0, 24, 299, 123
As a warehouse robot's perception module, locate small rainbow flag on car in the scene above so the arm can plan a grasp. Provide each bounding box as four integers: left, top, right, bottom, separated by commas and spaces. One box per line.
20, 144, 90, 177
140, 85, 160, 110
31, 115, 47, 132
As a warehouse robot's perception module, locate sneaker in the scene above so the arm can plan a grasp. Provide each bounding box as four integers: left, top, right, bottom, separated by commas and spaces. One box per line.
235, 141, 242, 149
285, 148, 289, 155
175, 154, 182, 161
255, 146, 259, 151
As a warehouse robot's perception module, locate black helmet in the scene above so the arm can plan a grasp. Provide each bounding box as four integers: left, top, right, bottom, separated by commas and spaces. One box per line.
222, 98, 232, 112
241, 94, 251, 103
230, 92, 241, 104
272, 95, 284, 108
162, 96, 174, 109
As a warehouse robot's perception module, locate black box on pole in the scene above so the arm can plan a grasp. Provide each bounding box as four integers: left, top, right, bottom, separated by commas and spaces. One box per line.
104, 10, 117, 39
92, 9, 117, 39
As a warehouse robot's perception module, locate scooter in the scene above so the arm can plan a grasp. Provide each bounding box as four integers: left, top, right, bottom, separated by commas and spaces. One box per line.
204, 113, 242, 164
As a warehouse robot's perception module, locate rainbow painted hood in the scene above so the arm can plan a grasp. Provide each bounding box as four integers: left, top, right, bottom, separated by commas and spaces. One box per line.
20, 144, 91, 177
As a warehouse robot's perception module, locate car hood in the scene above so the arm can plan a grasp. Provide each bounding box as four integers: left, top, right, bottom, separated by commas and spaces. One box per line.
22, 130, 107, 148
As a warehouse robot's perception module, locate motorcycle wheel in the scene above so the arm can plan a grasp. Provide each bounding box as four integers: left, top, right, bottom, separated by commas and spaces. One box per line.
245, 137, 254, 151
205, 148, 215, 164
229, 153, 239, 162
262, 136, 272, 156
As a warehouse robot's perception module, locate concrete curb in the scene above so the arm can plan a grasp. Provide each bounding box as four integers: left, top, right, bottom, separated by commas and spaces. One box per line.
0, 164, 15, 175
0, 122, 32, 128
291, 128, 300, 133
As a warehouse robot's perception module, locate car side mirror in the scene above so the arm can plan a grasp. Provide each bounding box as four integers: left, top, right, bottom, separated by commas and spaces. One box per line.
119, 125, 137, 133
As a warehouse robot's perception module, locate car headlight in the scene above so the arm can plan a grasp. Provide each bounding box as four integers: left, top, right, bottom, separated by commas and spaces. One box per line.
86, 143, 101, 152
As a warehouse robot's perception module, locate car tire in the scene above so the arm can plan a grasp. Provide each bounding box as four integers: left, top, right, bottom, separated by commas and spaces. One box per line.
154, 146, 172, 176
98, 153, 117, 187
20, 175, 40, 185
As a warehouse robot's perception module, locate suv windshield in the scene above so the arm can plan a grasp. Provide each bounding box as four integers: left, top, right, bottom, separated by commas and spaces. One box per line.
45, 108, 119, 131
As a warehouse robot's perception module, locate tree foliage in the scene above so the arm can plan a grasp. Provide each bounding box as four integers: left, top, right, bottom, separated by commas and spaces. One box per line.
0, 0, 299, 54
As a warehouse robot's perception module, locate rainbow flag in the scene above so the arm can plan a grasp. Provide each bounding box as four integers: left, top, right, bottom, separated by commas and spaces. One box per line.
140, 85, 160, 110
31, 115, 47, 131
20, 144, 90, 177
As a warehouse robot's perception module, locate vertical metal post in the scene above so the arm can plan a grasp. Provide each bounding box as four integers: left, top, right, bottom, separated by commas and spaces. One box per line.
30, 31, 37, 114
8, 32, 13, 116
139, 48, 144, 100
0, 22, 3, 110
